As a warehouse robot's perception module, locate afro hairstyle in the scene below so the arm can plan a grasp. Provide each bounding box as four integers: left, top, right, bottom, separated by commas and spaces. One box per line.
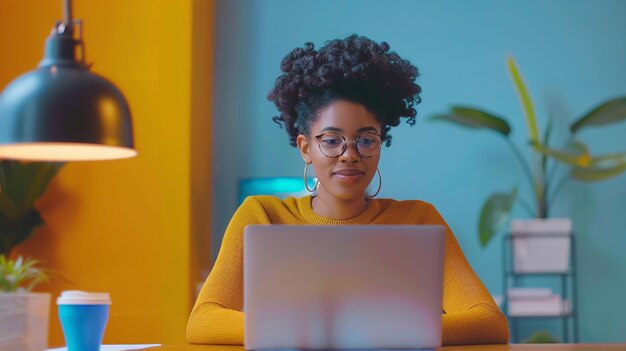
267, 34, 422, 147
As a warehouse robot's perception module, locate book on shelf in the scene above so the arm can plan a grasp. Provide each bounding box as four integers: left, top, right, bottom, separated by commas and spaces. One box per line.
508, 295, 571, 316
507, 287, 553, 299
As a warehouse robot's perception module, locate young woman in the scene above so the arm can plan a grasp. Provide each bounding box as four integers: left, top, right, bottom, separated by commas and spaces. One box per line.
187, 34, 509, 346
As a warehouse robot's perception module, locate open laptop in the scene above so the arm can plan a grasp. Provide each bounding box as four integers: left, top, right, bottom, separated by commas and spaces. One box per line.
243, 225, 445, 350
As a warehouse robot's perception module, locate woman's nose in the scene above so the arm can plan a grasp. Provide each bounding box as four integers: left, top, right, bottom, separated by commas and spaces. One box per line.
340, 140, 360, 161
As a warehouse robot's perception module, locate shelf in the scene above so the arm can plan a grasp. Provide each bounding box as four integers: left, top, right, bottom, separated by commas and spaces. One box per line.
508, 313, 574, 318
502, 232, 578, 343
506, 270, 571, 276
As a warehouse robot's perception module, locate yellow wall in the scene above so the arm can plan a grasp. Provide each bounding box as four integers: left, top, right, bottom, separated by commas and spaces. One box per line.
190, 0, 214, 297
0, 0, 213, 346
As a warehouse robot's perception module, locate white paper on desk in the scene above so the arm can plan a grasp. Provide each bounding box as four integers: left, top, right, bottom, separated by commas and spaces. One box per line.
46, 344, 161, 351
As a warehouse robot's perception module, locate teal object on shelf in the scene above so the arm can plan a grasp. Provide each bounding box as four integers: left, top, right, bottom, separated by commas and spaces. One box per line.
239, 177, 316, 204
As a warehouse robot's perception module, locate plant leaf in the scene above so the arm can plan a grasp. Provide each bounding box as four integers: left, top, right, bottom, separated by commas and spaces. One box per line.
0, 209, 45, 256
542, 117, 553, 150
0, 161, 62, 210
0, 255, 48, 292
570, 97, 626, 134
588, 152, 626, 167
531, 140, 591, 167
0, 161, 60, 256
430, 106, 511, 136
478, 187, 518, 248
540, 117, 554, 185
571, 156, 626, 181
508, 56, 540, 144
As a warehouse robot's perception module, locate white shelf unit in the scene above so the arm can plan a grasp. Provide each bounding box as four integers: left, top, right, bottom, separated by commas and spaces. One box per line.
502, 233, 579, 343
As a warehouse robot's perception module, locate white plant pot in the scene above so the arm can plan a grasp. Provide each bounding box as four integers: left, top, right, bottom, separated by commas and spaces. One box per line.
0, 292, 51, 351
510, 218, 572, 273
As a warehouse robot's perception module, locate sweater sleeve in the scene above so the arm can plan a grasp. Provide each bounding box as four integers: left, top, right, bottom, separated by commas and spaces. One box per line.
420, 203, 509, 345
186, 197, 270, 345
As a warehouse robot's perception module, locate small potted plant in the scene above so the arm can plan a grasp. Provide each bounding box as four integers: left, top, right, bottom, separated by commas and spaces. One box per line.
431, 57, 626, 272
0, 255, 50, 351
524, 330, 559, 343
0, 160, 61, 351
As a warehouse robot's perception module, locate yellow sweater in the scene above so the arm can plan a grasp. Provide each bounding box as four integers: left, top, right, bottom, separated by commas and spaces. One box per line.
187, 195, 509, 346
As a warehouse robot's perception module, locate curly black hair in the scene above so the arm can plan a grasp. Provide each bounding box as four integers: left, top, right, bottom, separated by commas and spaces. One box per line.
267, 34, 422, 147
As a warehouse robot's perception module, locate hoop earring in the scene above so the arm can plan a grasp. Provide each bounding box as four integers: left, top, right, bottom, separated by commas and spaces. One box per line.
369, 168, 382, 198
303, 162, 319, 192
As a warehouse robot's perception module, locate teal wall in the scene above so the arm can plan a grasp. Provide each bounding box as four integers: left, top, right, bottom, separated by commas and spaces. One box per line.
212, 0, 626, 342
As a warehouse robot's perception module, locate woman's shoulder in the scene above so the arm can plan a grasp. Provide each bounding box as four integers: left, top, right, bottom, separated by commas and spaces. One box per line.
240, 195, 306, 223
373, 198, 442, 224
241, 195, 301, 211
377, 198, 437, 212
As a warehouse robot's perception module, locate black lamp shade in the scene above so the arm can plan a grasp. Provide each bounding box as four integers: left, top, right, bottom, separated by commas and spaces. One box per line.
0, 25, 136, 161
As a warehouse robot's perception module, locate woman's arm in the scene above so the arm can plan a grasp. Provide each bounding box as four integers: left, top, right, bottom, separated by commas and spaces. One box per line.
186, 304, 244, 345
421, 203, 510, 345
442, 303, 509, 345
186, 197, 270, 345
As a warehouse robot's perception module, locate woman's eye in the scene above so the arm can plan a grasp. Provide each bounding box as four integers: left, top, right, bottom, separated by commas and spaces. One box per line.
321, 137, 342, 146
358, 136, 378, 146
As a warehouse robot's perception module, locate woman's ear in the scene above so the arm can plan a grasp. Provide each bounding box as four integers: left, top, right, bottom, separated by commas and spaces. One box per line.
296, 134, 312, 164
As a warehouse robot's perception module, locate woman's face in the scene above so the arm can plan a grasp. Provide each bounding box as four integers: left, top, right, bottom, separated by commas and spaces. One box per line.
297, 99, 382, 202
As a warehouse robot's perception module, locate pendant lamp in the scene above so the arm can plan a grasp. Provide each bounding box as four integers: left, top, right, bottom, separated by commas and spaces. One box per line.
0, 0, 136, 161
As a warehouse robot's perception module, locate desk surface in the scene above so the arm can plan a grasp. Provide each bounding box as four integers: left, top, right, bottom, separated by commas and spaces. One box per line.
143, 344, 626, 351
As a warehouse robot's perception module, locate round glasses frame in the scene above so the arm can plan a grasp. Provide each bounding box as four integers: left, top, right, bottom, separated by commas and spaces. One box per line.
314, 132, 382, 158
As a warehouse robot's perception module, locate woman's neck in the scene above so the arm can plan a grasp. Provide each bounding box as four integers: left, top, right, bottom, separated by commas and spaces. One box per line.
311, 189, 369, 220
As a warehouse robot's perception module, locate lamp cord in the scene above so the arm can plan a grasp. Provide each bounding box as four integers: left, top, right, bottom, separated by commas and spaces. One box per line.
63, 0, 73, 26
55, 0, 89, 67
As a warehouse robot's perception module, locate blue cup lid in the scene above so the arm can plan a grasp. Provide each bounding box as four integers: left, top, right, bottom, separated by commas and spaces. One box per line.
57, 290, 111, 305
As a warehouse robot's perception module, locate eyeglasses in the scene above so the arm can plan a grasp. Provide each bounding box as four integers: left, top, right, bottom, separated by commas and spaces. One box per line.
314, 132, 382, 158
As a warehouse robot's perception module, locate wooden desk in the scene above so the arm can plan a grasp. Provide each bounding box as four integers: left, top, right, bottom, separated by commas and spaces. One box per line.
142, 345, 626, 351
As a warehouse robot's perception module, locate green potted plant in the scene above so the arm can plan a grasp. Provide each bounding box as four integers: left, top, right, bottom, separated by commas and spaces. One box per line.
431, 57, 626, 271
0, 160, 61, 351
524, 330, 559, 343
0, 160, 62, 256
0, 255, 48, 291
0, 255, 50, 350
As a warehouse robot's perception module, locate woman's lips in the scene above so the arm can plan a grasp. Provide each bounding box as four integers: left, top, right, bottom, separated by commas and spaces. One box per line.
333, 169, 364, 184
